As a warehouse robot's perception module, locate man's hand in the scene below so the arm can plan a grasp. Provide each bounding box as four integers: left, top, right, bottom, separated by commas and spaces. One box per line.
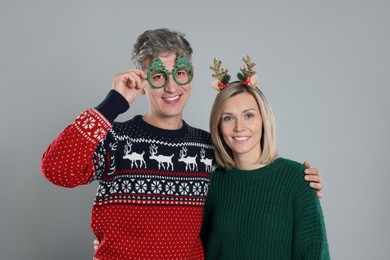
303, 161, 323, 198
112, 68, 148, 104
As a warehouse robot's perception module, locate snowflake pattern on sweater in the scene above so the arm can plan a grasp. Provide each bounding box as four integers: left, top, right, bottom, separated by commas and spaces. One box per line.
41, 110, 214, 260
92, 115, 213, 208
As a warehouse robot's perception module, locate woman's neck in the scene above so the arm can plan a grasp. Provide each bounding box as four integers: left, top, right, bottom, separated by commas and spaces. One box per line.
234, 156, 267, 170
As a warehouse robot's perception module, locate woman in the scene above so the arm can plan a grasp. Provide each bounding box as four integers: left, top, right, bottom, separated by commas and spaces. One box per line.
201, 56, 330, 259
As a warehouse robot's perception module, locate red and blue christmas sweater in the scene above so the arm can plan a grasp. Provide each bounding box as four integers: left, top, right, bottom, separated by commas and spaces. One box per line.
41, 90, 214, 259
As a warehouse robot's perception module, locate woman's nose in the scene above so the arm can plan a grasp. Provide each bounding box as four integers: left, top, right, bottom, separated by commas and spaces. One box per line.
234, 119, 245, 132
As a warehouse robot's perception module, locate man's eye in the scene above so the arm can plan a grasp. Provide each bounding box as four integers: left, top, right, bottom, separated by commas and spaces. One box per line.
152, 73, 165, 81
176, 69, 188, 77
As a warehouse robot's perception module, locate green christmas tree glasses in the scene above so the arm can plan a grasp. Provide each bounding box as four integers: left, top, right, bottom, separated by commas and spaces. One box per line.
146, 53, 194, 89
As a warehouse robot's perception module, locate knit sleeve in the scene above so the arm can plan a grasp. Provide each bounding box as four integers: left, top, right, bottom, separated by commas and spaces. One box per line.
95, 89, 129, 124
292, 167, 330, 259
40, 108, 111, 188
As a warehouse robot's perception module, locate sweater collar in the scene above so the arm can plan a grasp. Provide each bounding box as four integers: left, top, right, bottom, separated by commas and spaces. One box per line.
132, 115, 189, 139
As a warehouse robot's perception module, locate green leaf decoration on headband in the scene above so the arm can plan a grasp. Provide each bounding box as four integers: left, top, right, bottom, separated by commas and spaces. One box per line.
210, 58, 231, 92
210, 55, 259, 92
238, 55, 258, 87
236, 72, 246, 82
222, 74, 231, 85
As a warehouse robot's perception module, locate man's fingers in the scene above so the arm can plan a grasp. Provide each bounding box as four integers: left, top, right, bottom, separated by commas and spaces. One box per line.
305, 174, 323, 190
303, 161, 324, 198
303, 160, 312, 168
125, 71, 148, 90
309, 181, 322, 190
304, 167, 320, 176
134, 77, 148, 90
304, 174, 320, 182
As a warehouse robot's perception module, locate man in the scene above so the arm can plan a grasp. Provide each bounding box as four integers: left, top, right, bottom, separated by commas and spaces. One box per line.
41, 28, 322, 259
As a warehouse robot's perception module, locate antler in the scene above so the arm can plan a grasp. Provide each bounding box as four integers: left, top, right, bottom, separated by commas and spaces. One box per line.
179, 147, 188, 158
210, 58, 229, 81
200, 148, 205, 159
149, 144, 158, 156
240, 55, 256, 77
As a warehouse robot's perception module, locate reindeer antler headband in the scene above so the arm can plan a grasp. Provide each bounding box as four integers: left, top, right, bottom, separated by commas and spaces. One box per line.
210, 55, 259, 93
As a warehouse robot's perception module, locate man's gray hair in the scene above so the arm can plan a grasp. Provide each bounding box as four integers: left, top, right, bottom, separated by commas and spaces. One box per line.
131, 28, 193, 69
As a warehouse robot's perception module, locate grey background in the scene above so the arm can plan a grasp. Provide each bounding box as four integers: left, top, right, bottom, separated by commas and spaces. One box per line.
1, 0, 389, 259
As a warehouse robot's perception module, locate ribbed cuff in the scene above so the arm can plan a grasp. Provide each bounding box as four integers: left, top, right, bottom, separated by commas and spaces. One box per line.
95, 90, 130, 123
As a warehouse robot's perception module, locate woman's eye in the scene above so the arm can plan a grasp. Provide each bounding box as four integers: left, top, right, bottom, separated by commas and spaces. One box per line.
222, 116, 233, 121
245, 113, 254, 119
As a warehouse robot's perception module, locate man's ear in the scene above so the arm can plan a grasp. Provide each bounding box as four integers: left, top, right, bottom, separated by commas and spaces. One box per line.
189, 67, 195, 90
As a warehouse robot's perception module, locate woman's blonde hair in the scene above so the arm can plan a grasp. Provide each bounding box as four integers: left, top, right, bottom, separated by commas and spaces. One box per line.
209, 82, 278, 169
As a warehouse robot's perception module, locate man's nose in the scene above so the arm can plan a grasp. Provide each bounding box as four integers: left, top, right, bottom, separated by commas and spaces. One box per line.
164, 74, 178, 92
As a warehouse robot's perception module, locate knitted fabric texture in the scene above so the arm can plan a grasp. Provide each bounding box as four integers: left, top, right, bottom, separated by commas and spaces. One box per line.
41, 91, 214, 259
201, 158, 330, 260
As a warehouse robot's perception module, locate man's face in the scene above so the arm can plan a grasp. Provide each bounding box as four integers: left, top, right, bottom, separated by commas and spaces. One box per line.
143, 52, 194, 125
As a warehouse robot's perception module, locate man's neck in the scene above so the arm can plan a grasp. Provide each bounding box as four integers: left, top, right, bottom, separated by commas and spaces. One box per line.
142, 114, 183, 130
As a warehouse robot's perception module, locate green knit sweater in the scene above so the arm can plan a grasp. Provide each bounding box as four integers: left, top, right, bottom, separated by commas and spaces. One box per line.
201, 157, 330, 259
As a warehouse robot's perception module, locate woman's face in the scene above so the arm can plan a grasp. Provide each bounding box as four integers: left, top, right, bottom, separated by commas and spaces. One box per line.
219, 92, 263, 162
